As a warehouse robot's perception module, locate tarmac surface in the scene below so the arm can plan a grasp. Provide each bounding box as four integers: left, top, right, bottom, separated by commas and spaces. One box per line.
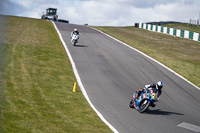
54, 21, 200, 133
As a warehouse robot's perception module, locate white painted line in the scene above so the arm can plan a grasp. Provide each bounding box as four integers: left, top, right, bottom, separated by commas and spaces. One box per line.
90, 27, 200, 91
51, 21, 119, 133
177, 122, 200, 132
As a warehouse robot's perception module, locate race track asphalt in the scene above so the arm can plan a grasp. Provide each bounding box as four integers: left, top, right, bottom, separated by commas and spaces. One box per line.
54, 21, 200, 133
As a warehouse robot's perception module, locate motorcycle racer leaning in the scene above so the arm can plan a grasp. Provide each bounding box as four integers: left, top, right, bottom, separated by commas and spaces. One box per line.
134, 81, 163, 107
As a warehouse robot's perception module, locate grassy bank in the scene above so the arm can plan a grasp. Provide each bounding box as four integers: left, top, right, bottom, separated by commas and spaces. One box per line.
93, 26, 200, 87
0, 16, 112, 133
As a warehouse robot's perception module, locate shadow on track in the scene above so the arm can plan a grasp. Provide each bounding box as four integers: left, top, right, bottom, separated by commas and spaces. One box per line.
144, 109, 184, 116
74, 44, 88, 47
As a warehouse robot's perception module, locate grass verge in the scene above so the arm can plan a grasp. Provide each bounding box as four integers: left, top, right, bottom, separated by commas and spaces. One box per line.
0, 16, 112, 133
93, 26, 200, 87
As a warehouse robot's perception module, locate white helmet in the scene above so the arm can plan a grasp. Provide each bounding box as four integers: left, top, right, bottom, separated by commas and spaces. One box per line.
156, 81, 163, 90
74, 29, 78, 31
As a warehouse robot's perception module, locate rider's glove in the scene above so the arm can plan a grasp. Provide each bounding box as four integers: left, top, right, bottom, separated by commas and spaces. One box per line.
156, 97, 159, 102
145, 85, 150, 89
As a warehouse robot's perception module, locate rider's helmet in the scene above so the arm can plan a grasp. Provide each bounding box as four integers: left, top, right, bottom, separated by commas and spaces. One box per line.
156, 81, 163, 90
74, 29, 78, 31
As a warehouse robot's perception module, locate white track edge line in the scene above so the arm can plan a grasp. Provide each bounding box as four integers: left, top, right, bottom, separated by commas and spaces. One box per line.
90, 27, 200, 91
51, 21, 119, 133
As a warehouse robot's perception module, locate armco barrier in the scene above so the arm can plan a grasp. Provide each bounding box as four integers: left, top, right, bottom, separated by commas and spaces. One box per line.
139, 23, 200, 42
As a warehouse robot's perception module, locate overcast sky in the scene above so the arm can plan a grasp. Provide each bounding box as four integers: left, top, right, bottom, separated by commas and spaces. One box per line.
0, 0, 199, 26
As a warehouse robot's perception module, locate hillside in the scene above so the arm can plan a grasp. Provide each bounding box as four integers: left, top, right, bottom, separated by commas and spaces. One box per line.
1, 15, 199, 133
0, 16, 112, 133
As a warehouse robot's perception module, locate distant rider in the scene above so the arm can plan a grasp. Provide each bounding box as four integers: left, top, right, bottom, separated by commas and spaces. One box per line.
71, 28, 79, 43
134, 81, 163, 107
71, 29, 79, 37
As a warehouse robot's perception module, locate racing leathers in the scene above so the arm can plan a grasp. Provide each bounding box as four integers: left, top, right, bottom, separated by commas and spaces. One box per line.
71, 31, 79, 42
134, 84, 162, 105
71, 31, 79, 37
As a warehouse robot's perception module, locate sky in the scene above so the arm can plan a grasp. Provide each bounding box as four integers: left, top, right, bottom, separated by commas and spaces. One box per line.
0, 0, 199, 26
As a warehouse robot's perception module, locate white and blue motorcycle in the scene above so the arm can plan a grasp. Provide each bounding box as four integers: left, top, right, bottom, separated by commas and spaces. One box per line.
71, 33, 79, 46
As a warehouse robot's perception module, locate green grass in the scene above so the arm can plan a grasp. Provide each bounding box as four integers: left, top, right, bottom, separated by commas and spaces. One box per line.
1, 16, 200, 133
93, 26, 200, 87
164, 23, 200, 33
0, 16, 112, 133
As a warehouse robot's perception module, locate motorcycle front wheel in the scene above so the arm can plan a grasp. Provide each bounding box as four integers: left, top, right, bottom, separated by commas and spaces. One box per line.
73, 40, 77, 46
129, 100, 135, 108
138, 99, 150, 113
